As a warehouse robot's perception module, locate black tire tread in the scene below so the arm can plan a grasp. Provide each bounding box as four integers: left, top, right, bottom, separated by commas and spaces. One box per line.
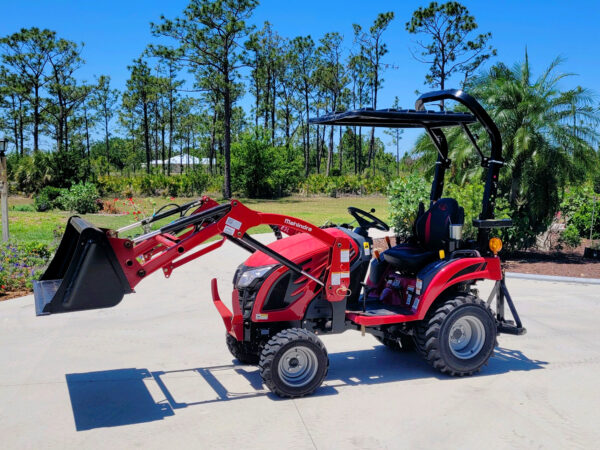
417, 294, 496, 376
259, 328, 328, 398
226, 333, 259, 365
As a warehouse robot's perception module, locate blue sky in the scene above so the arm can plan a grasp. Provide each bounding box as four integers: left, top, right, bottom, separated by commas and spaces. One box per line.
2, 0, 599, 154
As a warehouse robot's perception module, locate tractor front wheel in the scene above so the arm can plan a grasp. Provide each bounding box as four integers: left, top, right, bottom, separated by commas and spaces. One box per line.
259, 328, 328, 398
226, 333, 259, 365
418, 294, 496, 376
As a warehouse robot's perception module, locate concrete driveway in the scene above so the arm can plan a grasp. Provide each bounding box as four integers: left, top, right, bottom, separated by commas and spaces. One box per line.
1, 235, 599, 449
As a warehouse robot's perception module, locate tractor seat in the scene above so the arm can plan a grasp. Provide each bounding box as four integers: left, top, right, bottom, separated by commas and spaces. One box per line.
382, 198, 464, 273
382, 244, 436, 273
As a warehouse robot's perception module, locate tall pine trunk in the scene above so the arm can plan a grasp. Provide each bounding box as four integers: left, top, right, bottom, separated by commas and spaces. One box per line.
338, 126, 343, 173
304, 88, 310, 176
64, 117, 69, 153
168, 88, 173, 176
326, 126, 334, 176
315, 125, 321, 174
154, 102, 159, 163
358, 128, 363, 173
161, 124, 166, 174
143, 99, 151, 174
18, 96, 24, 157
33, 84, 40, 152
209, 107, 217, 175
10, 94, 19, 157
104, 105, 110, 175
353, 126, 358, 175
223, 80, 232, 199
84, 107, 91, 181
271, 76, 276, 144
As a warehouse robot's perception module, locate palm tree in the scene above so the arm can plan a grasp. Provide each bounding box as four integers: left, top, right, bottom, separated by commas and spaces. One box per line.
474, 53, 597, 199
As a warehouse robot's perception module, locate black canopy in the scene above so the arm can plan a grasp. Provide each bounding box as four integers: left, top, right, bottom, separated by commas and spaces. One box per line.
308, 89, 507, 250
308, 108, 476, 129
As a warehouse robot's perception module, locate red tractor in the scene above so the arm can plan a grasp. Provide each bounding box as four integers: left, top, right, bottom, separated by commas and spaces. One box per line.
34, 89, 525, 398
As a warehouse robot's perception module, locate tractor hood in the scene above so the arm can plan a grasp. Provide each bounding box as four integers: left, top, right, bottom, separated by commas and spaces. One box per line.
243, 227, 359, 268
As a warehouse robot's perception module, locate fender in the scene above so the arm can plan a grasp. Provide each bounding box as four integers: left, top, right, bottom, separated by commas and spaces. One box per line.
415, 256, 502, 320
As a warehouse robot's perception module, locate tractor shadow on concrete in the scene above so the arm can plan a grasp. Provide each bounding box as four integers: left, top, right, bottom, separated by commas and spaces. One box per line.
65, 346, 546, 431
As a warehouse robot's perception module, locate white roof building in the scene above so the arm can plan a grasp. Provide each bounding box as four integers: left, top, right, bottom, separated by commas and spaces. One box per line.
150, 155, 217, 166
149, 155, 215, 166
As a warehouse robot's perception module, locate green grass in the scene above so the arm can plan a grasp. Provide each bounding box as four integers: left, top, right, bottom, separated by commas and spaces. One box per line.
1, 195, 390, 246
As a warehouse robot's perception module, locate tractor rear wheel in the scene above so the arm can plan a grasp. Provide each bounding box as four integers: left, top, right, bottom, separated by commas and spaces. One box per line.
375, 334, 415, 352
226, 333, 259, 365
418, 294, 496, 376
259, 328, 328, 398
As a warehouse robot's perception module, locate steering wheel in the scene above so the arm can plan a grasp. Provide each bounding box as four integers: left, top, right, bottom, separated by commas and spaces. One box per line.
347, 207, 390, 232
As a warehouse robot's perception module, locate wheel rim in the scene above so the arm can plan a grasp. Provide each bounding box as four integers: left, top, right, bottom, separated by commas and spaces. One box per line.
277, 346, 319, 388
448, 315, 486, 359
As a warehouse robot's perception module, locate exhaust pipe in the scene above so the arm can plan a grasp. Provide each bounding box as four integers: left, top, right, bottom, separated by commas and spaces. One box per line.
33, 217, 132, 316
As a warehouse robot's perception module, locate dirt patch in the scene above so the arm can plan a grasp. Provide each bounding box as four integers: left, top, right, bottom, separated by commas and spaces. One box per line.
371, 237, 600, 279
503, 247, 600, 278
0, 290, 31, 301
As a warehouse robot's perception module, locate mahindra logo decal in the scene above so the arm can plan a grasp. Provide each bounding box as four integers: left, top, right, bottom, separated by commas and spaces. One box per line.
284, 218, 312, 232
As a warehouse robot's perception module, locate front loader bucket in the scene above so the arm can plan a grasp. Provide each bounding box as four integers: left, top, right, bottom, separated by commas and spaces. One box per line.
33, 216, 132, 316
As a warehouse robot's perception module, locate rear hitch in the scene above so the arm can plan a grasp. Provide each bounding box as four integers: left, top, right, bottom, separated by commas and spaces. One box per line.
488, 278, 526, 335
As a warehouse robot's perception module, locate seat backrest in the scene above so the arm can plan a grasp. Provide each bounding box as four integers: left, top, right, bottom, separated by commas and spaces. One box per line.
415, 198, 464, 250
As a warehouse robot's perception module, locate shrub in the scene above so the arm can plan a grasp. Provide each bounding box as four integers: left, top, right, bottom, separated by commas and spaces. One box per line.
362, 174, 388, 195
10, 151, 87, 194
388, 173, 430, 239
20, 241, 52, 259
96, 175, 130, 197
559, 224, 582, 249
34, 186, 65, 212
499, 210, 538, 250
179, 170, 210, 197
300, 174, 331, 195
560, 183, 600, 240
206, 175, 224, 194
11, 153, 52, 194
445, 181, 511, 241
57, 182, 101, 214
231, 133, 301, 198
0, 241, 52, 295
96, 172, 212, 198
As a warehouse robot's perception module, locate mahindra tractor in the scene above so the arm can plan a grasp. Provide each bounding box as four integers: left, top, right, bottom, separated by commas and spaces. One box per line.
34, 89, 525, 398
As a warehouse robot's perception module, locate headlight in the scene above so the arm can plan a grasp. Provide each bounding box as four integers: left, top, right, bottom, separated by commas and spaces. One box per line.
235, 265, 277, 289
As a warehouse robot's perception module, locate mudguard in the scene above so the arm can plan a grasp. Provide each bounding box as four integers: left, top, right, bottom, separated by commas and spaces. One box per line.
415, 256, 501, 319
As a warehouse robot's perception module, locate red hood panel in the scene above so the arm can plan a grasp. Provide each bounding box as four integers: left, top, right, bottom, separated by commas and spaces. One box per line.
244, 228, 356, 267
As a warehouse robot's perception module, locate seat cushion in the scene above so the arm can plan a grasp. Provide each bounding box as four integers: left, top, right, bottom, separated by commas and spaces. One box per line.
382, 244, 436, 273
415, 198, 463, 251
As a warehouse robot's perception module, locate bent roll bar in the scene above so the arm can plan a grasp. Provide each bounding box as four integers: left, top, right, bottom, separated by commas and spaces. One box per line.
416, 89, 502, 164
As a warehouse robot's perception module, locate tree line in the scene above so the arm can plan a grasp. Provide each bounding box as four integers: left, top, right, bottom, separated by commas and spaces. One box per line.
0, 0, 502, 197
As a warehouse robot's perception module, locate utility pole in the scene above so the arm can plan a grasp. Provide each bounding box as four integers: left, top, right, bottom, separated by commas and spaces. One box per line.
0, 138, 9, 242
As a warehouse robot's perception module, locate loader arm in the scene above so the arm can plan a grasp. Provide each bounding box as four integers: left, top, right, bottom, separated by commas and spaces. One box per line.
35, 197, 351, 315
